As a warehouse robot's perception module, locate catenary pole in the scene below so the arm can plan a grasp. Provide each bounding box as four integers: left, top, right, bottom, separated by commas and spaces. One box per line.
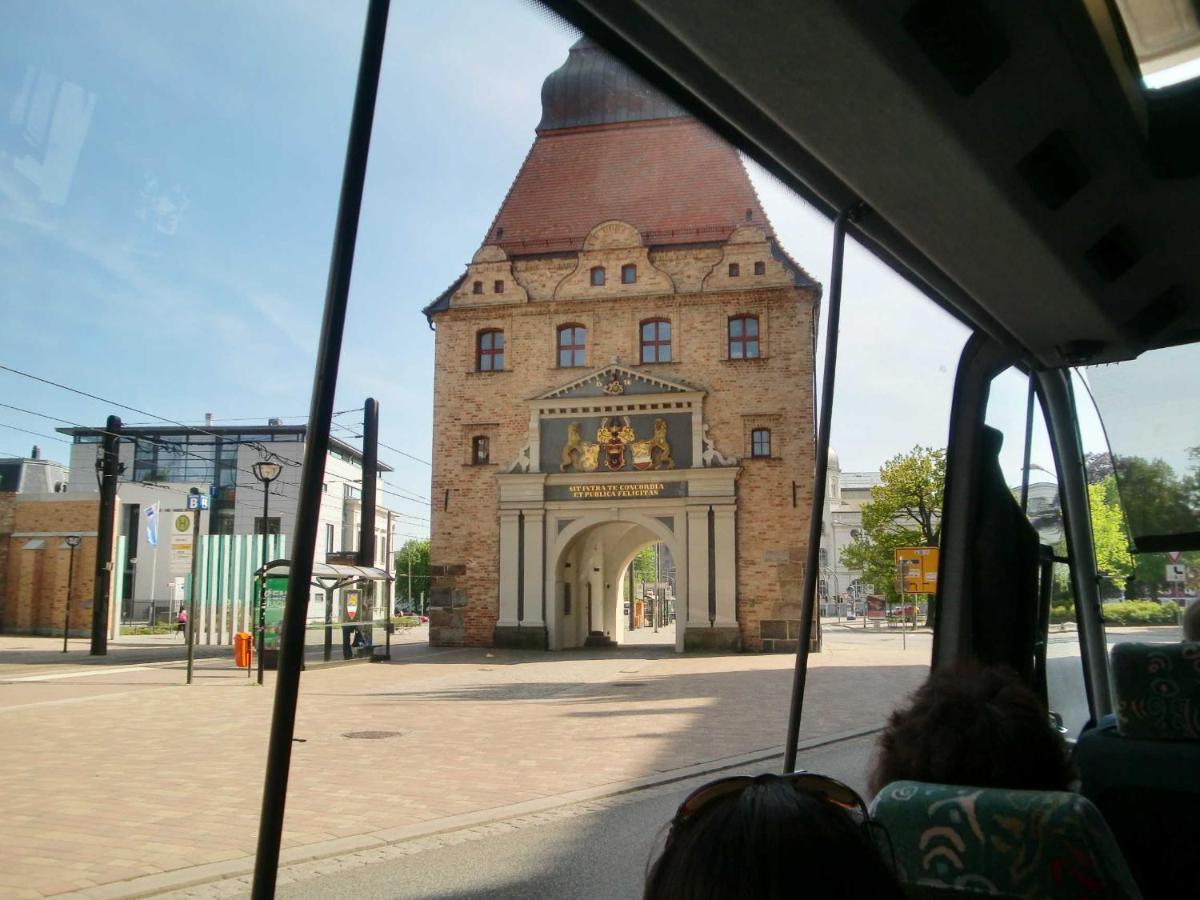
250, 2, 390, 895
784, 203, 864, 773
90, 415, 121, 655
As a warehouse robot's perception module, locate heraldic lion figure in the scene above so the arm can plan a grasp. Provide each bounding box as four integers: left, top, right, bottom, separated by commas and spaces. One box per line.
632, 417, 675, 470
560, 423, 599, 472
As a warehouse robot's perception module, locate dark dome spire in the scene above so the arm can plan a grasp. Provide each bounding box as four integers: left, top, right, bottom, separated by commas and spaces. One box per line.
538, 37, 686, 131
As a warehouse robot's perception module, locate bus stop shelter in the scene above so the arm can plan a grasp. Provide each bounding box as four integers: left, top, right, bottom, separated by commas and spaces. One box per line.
255, 559, 395, 663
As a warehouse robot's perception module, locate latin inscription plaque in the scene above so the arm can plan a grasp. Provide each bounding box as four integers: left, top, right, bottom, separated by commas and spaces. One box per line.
545, 481, 687, 501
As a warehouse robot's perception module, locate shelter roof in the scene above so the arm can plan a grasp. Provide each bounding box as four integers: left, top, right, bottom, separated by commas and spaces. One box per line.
258, 559, 393, 586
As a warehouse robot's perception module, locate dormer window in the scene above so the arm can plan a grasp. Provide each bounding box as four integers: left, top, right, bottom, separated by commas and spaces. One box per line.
621, 264, 637, 284
590, 266, 605, 286
728, 263, 740, 277
494, 280, 504, 294
472, 281, 483, 295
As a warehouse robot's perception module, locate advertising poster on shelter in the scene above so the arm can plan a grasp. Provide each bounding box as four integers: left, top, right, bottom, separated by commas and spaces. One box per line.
263, 576, 288, 650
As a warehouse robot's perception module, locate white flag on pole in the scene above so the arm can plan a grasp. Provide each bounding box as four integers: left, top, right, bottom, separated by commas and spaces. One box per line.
144, 503, 159, 547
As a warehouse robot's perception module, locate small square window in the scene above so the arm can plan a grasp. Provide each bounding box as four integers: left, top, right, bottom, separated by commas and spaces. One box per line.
621, 264, 637, 284
472, 436, 490, 465
494, 280, 504, 294
591, 266, 605, 286
728, 263, 740, 277
472, 281, 483, 295
754, 261, 766, 275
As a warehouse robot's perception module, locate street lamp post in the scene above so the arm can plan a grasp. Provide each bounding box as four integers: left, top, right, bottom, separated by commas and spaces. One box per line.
252, 460, 283, 686
62, 535, 82, 653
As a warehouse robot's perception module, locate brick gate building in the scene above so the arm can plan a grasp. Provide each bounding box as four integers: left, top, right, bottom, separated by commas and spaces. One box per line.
424, 39, 821, 652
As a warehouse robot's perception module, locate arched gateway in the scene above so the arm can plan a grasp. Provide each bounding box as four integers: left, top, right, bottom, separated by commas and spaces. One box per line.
496, 366, 739, 652
421, 39, 821, 652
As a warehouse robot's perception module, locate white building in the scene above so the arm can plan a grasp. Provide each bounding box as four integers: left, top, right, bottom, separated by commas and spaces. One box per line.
820, 448, 880, 612
59, 421, 397, 618
0, 447, 69, 494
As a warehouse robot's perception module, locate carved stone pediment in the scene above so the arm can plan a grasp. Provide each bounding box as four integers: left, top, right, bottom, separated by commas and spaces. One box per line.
534, 364, 698, 401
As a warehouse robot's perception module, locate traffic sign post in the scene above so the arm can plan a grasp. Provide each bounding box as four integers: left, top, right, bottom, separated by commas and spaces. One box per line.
185, 488, 208, 685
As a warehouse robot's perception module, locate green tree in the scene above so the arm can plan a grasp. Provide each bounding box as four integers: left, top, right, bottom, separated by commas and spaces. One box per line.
631, 545, 657, 586
841, 446, 946, 603
393, 538, 431, 608
1088, 478, 1133, 596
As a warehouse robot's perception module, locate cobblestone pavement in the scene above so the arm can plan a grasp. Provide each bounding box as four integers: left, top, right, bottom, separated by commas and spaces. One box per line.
0, 631, 930, 898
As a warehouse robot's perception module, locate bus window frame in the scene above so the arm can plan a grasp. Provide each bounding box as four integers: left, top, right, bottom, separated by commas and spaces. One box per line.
934, 334, 1113, 726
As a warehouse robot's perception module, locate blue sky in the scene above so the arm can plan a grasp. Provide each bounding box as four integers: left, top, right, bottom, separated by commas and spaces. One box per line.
0, 0, 1093, 533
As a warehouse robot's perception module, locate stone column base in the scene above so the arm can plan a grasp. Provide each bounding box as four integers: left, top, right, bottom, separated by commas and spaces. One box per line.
493, 624, 548, 650
684, 626, 742, 652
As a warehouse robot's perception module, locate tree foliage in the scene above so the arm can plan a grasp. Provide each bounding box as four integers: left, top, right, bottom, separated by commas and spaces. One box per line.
631, 545, 657, 585
841, 446, 946, 602
393, 538, 430, 604
1088, 478, 1134, 589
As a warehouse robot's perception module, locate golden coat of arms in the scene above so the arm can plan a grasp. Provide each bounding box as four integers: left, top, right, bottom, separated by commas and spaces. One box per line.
560, 417, 675, 472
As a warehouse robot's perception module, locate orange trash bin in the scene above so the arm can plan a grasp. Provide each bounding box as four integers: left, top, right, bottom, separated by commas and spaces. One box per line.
234, 631, 253, 669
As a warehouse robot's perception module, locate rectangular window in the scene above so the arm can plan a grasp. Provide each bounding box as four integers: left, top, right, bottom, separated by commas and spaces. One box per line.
729, 315, 761, 359
325, 522, 335, 555
472, 435, 490, 465
751, 428, 771, 458
621, 264, 637, 284
494, 280, 504, 294
557, 324, 586, 367
477, 330, 504, 371
754, 261, 766, 275
640, 319, 671, 364
728, 262, 740, 277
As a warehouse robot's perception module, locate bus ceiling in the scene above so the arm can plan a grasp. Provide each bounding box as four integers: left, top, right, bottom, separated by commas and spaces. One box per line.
541, 0, 1200, 367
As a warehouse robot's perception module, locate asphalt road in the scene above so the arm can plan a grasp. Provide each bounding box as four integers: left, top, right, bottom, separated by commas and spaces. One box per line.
279, 734, 878, 900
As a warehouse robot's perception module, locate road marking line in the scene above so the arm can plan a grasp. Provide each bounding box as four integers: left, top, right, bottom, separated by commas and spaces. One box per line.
4, 665, 154, 682
0, 685, 176, 713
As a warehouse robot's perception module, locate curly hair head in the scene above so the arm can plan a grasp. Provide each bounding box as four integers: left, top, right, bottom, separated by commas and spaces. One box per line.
868, 665, 1074, 798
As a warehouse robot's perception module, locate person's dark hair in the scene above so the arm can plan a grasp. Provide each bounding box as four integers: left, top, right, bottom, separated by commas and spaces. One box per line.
645, 775, 902, 900
868, 665, 1074, 797
1183, 600, 1200, 641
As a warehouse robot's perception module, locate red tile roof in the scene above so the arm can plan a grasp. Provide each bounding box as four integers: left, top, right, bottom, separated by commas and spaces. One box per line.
483, 118, 773, 255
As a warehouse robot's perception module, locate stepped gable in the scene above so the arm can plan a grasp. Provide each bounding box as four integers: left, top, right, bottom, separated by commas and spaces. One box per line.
424, 39, 819, 320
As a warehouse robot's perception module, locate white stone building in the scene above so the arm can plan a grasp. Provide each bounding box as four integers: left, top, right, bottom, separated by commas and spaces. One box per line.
820, 449, 880, 612
58, 422, 396, 617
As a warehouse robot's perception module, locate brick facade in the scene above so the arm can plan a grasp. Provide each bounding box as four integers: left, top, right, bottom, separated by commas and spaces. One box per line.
424, 39, 819, 651
0, 494, 110, 636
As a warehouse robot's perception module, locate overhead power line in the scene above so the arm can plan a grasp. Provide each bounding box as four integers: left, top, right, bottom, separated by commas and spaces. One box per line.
0, 421, 71, 444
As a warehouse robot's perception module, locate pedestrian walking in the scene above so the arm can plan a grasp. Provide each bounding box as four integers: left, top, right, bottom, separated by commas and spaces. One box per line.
176, 607, 188, 640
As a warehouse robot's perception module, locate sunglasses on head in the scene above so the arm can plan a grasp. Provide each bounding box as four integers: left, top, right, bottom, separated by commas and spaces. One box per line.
671, 771, 869, 830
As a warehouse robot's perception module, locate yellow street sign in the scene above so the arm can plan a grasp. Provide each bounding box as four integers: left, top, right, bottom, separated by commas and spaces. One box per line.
895, 546, 939, 594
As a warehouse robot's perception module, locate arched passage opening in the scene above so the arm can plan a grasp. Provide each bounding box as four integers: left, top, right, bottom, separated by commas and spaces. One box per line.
549, 511, 684, 651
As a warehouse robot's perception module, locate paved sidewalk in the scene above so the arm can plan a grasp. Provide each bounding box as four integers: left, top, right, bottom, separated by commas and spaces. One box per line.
0, 631, 929, 898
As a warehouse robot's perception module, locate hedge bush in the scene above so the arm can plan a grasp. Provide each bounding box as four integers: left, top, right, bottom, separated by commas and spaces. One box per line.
1050, 601, 1178, 626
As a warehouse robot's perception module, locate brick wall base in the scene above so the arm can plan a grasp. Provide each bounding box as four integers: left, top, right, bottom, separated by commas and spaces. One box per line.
493, 625, 548, 650
683, 625, 742, 652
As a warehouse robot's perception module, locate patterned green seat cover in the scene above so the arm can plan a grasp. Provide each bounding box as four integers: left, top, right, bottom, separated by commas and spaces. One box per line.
1111, 641, 1200, 740
870, 781, 1141, 898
